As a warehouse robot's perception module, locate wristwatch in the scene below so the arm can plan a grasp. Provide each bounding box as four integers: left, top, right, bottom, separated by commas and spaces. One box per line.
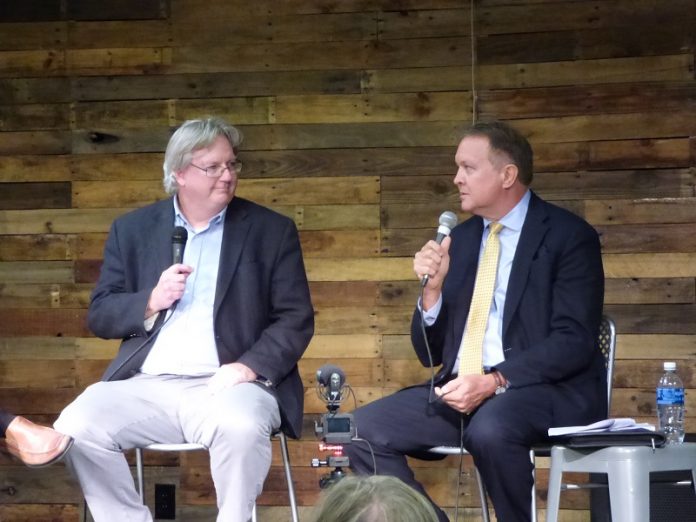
492, 371, 508, 395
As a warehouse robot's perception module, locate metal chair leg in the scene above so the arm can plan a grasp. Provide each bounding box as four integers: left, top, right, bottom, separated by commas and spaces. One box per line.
530, 449, 538, 522
278, 432, 300, 522
135, 447, 145, 502
473, 467, 490, 522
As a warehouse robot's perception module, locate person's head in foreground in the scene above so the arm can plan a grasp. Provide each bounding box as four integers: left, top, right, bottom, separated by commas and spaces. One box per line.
311, 475, 440, 522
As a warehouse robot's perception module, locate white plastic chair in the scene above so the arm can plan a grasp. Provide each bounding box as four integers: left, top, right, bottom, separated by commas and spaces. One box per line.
83, 431, 299, 522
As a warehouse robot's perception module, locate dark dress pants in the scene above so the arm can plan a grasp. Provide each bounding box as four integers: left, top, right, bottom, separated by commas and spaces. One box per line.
344, 383, 554, 522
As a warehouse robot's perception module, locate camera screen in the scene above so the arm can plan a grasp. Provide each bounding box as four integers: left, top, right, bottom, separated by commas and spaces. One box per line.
327, 417, 351, 433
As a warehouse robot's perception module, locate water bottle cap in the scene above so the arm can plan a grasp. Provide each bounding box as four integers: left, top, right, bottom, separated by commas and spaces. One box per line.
663, 361, 676, 371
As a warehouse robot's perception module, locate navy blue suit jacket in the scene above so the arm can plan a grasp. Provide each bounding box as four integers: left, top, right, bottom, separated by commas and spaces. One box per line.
88, 197, 314, 438
412, 192, 607, 427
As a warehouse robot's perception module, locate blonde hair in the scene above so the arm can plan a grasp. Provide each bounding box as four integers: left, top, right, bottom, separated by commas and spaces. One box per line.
162, 117, 242, 195
310, 475, 439, 522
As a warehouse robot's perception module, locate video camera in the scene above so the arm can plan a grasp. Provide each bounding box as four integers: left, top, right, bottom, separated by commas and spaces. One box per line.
310, 364, 356, 488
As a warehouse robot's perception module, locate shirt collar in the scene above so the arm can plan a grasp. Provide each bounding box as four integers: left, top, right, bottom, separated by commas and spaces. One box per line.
482, 190, 531, 233
173, 196, 227, 232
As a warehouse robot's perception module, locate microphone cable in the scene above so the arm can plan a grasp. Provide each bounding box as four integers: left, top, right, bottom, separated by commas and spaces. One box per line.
105, 302, 178, 381
418, 284, 469, 522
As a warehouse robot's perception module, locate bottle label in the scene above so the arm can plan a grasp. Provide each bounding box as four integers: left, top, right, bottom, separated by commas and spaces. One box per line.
656, 387, 685, 405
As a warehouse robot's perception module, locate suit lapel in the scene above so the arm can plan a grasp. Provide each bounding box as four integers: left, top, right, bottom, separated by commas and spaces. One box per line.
214, 198, 250, 314
503, 193, 549, 338
147, 199, 177, 282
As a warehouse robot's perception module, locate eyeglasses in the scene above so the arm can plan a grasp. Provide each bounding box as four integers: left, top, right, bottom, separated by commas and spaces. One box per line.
189, 160, 243, 177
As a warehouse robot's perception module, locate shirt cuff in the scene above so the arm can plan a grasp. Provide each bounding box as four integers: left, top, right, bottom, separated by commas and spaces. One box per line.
418, 294, 443, 326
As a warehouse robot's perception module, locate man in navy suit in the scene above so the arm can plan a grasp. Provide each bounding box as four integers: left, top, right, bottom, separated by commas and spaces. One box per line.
55, 117, 314, 521
345, 121, 605, 522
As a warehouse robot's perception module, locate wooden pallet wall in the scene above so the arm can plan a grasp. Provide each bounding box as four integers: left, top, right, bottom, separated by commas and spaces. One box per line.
1, 0, 695, 520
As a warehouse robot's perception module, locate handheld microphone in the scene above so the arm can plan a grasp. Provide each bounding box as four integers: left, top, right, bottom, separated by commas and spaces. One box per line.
421, 211, 458, 287
172, 226, 188, 264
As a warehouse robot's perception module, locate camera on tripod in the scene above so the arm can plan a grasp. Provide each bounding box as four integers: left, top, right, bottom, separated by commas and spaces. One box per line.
310, 364, 356, 488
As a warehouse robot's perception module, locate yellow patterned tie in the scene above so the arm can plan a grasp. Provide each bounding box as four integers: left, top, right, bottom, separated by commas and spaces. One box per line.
458, 222, 504, 376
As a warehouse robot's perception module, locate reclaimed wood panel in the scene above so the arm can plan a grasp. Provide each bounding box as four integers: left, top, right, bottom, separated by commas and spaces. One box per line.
1, 1, 696, 519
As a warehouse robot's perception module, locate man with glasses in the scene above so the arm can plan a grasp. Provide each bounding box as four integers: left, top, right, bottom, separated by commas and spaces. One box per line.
55, 117, 314, 522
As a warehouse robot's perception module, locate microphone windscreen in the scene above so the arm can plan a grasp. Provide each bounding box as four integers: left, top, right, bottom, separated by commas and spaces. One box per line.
316, 364, 346, 387
172, 226, 188, 245
439, 211, 458, 230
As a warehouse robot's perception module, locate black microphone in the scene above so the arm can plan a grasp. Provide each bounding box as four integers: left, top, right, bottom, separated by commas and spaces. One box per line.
421, 211, 458, 287
317, 364, 346, 403
172, 226, 188, 264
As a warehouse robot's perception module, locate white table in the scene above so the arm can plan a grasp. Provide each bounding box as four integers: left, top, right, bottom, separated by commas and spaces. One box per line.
546, 442, 696, 522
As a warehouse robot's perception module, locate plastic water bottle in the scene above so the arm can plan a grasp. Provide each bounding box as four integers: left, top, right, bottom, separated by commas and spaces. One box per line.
656, 361, 685, 444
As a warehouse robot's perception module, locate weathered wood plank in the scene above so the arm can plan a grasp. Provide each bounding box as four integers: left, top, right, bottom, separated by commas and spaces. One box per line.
382, 169, 695, 209
0, 308, 89, 337
604, 278, 695, 305
303, 334, 381, 358
0, 182, 71, 210
598, 223, 696, 253
0, 1, 61, 23
585, 198, 696, 226
72, 177, 380, 208
617, 334, 696, 360
305, 258, 412, 282
0, 234, 76, 261
0, 261, 74, 283
67, 20, 171, 48
72, 70, 362, 101
477, 0, 694, 35
0, 155, 72, 182
513, 111, 696, 144
69, 122, 464, 152
0, 77, 71, 104
0, 360, 76, 388
0, 104, 70, 131
0, 282, 91, 308
66, 0, 164, 21
173, 11, 376, 46
478, 25, 693, 65
365, 55, 694, 94
0, 23, 65, 51
0, 466, 81, 504
0, 130, 70, 154
613, 359, 694, 388
480, 82, 696, 120
0, 387, 81, 414
605, 303, 696, 334
313, 306, 412, 334
275, 91, 471, 123
170, 37, 471, 74
184, 0, 466, 16
65, 48, 166, 75
0, 50, 65, 76
300, 230, 380, 258
603, 254, 696, 278
0, 208, 126, 234
0, 504, 79, 522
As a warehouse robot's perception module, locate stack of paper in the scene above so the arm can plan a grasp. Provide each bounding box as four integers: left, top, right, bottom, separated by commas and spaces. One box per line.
548, 418, 656, 437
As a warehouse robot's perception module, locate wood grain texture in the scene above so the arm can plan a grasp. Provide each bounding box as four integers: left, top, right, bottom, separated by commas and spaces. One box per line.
1, 0, 695, 518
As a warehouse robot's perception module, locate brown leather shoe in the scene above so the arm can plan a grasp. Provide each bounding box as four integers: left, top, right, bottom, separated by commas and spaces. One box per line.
3, 416, 73, 468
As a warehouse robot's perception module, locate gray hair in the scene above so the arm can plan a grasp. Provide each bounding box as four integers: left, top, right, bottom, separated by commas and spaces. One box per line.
162, 117, 242, 195
310, 475, 439, 522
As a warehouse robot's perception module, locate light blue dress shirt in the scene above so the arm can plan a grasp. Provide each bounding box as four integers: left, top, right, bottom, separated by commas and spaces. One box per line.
141, 196, 226, 376
423, 190, 531, 372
